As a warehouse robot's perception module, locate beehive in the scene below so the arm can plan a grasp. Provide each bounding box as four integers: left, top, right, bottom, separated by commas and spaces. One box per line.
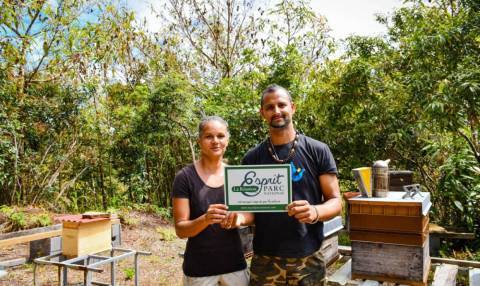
347, 191, 431, 286
57, 215, 111, 257
320, 216, 343, 266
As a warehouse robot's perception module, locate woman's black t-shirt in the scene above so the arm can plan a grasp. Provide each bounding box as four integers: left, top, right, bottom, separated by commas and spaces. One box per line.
172, 164, 247, 277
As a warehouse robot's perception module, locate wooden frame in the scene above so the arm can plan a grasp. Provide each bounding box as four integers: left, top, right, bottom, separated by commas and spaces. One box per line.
0, 224, 62, 248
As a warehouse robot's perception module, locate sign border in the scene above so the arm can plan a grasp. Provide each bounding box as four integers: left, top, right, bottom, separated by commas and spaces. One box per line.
224, 164, 292, 212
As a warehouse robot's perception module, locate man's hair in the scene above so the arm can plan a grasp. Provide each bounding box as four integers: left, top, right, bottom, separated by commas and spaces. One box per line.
261, 84, 292, 107
198, 116, 229, 137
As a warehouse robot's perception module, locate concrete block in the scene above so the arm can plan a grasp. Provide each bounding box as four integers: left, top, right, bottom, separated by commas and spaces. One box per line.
29, 236, 62, 261
0, 258, 26, 268
111, 222, 121, 247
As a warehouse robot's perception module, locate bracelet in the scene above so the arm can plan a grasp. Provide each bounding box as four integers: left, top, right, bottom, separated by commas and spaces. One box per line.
309, 205, 319, 224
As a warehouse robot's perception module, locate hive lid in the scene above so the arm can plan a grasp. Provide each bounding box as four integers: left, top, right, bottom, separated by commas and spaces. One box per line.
82, 212, 111, 219
348, 191, 431, 215
56, 214, 110, 224
323, 216, 343, 237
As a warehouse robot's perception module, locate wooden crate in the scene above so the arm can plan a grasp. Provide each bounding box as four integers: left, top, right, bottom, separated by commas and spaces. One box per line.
350, 224, 428, 246
389, 170, 413, 192
350, 214, 429, 234
58, 215, 111, 257
348, 191, 431, 234
351, 239, 430, 286
321, 234, 339, 266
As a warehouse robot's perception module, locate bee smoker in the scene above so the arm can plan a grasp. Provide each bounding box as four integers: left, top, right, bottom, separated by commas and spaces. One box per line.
372, 159, 390, 198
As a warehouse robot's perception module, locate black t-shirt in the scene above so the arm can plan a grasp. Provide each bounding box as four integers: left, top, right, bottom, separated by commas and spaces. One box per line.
171, 164, 247, 277
242, 134, 337, 258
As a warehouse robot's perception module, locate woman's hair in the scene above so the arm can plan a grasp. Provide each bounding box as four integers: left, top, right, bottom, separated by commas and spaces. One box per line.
198, 116, 229, 137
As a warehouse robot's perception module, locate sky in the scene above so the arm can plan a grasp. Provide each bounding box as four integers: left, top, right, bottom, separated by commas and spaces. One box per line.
129, 0, 406, 40
312, 0, 404, 39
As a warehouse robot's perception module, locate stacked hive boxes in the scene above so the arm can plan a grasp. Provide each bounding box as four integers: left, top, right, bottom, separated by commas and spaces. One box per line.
320, 216, 343, 266
347, 192, 431, 286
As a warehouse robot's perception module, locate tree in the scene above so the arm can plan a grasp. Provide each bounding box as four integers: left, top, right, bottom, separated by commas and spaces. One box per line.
268, 0, 333, 66
165, 0, 264, 81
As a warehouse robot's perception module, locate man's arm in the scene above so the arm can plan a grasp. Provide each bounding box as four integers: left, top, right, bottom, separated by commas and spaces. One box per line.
287, 173, 342, 223
315, 173, 342, 221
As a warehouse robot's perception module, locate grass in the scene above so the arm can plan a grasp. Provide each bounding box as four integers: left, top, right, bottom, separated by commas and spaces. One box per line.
338, 230, 351, 246
123, 267, 135, 280
156, 227, 177, 241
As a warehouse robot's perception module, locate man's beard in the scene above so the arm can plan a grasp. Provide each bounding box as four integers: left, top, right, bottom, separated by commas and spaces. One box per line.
270, 116, 291, 129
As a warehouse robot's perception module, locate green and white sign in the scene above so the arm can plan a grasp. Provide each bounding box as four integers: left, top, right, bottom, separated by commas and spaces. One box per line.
224, 164, 292, 212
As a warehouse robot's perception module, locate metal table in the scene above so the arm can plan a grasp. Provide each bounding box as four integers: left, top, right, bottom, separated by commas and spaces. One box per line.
33, 248, 151, 286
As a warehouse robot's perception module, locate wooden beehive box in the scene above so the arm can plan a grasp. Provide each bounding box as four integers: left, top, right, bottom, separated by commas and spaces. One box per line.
348, 192, 431, 233
57, 215, 112, 257
351, 239, 430, 286
347, 191, 431, 285
321, 216, 343, 266
389, 170, 413, 192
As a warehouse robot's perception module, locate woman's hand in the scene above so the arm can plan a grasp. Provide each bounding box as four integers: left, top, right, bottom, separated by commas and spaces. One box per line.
220, 212, 255, 229
204, 204, 228, 225
221, 212, 241, 229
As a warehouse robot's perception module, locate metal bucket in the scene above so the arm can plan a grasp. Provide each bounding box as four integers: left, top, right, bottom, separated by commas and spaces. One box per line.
373, 160, 390, 198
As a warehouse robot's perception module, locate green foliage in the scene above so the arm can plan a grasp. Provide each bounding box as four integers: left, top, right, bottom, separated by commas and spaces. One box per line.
204, 78, 265, 164
0, 205, 14, 216
338, 231, 351, 246
0, 0, 478, 256
29, 213, 52, 227
435, 139, 480, 229
9, 212, 27, 230
123, 267, 135, 280
0, 206, 52, 231
150, 206, 172, 220
0, 206, 28, 231
127, 204, 172, 220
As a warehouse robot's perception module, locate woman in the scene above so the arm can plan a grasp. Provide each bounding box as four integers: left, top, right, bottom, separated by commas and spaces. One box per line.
172, 116, 253, 286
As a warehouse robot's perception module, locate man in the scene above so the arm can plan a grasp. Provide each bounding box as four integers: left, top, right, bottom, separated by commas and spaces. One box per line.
242, 84, 342, 285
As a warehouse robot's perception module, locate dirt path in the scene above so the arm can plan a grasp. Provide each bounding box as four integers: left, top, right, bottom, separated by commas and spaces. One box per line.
0, 211, 186, 286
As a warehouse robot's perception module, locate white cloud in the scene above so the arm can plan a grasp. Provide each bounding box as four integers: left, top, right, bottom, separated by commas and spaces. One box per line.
127, 0, 168, 33
311, 0, 404, 39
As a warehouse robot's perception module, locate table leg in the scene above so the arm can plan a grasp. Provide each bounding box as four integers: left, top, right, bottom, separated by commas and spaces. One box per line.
111, 249, 116, 286
62, 266, 67, 286
134, 253, 139, 286
33, 263, 37, 286
84, 270, 92, 286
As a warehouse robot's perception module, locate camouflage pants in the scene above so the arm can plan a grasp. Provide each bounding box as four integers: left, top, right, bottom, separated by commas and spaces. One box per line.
249, 249, 327, 286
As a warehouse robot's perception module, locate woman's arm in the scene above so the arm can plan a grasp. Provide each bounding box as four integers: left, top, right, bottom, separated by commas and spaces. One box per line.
173, 198, 228, 238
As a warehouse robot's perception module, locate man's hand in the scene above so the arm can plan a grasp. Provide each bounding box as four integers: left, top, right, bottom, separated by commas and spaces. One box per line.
287, 200, 318, 224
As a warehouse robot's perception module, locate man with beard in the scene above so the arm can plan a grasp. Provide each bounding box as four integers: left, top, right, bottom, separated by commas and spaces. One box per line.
242, 84, 342, 285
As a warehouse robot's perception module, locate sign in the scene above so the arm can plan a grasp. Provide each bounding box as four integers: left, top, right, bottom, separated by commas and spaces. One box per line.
224, 164, 292, 212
